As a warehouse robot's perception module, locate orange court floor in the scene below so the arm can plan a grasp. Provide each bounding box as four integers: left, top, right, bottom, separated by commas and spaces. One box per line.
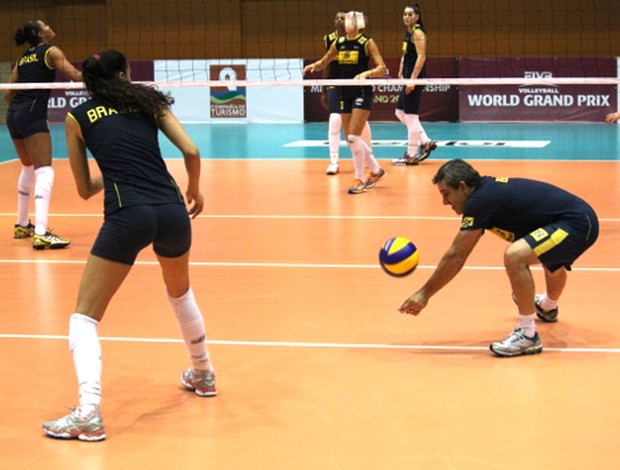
0, 158, 619, 469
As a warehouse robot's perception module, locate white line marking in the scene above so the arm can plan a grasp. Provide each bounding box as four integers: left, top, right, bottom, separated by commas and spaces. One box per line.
0, 259, 618, 271
0, 333, 618, 353
284, 139, 551, 148
2, 213, 620, 223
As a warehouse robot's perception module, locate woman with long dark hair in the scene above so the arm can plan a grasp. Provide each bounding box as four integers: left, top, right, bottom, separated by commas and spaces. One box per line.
6, 20, 82, 248
42, 50, 216, 442
392, 4, 437, 166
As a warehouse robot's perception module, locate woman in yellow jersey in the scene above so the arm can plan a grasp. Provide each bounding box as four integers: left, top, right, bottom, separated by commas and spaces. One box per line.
305, 11, 387, 194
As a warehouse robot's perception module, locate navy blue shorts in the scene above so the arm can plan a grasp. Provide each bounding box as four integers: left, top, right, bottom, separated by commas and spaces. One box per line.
524, 210, 599, 272
395, 85, 424, 115
326, 86, 340, 114
6, 107, 50, 139
338, 86, 373, 113
91, 204, 191, 265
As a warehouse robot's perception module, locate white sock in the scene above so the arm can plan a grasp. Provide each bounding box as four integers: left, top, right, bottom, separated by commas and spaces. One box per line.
361, 121, 380, 167
396, 108, 422, 154
405, 114, 423, 156
34, 166, 55, 235
539, 294, 559, 311
361, 121, 372, 150
16, 165, 35, 227
69, 313, 102, 414
420, 126, 430, 146
347, 134, 368, 180
168, 287, 213, 373
328, 113, 342, 161
518, 314, 537, 337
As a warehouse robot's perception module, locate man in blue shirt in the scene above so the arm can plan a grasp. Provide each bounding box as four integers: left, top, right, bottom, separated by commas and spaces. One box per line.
398, 159, 599, 357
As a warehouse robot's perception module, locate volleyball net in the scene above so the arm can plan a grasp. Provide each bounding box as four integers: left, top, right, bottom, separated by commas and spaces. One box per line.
1, 0, 619, 123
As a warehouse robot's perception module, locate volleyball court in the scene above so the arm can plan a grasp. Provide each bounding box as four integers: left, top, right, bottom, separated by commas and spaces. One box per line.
1, 1, 619, 468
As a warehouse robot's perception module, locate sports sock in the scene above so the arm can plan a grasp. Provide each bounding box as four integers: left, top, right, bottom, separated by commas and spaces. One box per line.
539, 294, 559, 311
168, 287, 213, 373
347, 134, 367, 180
420, 126, 430, 146
360, 137, 380, 174
34, 165, 55, 235
328, 113, 342, 161
361, 121, 372, 150
396, 109, 423, 155
405, 114, 423, 156
69, 313, 102, 416
361, 122, 381, 170
16, 165, 35, 227
518, 314, 537, 337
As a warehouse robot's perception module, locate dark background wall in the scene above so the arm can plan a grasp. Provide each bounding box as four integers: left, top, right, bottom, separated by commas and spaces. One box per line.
1, 0, 619, 63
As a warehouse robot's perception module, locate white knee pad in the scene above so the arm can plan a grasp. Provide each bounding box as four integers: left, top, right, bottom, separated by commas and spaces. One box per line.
328, 113, 342, 134
347, 134, 367, 179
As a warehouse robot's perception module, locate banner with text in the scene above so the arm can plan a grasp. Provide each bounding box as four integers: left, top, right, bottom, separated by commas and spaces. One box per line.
459, 57, 617, 122
154, 59, 304, 123
303, 57, 459, 122
209, 64, 247, 119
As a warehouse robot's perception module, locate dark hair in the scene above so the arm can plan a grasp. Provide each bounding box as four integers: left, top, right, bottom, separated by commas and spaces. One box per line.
15, 20, 41, 47
407, 3, 425, 29
432, 159, 481, 189
82, 49, 174, 124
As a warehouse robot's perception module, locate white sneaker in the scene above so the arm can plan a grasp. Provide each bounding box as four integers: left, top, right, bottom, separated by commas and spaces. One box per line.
489, 326, 543, 358
42, 407, 106, 441
32, 230, 71, 250
391, 152, 418, 166
326, 161, 339, 175
181, 369, 217, 397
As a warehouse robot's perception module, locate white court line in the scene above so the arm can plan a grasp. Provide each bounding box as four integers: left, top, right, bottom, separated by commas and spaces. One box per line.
2, 213, 620, 222
284, 139, 551, 148
1, 259, 620, 272
0, 333, 618, 354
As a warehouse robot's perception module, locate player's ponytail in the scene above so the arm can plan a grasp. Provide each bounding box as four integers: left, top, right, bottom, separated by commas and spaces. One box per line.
15, 20, 42, 47
82, 49, 174, 125
410, 3, 424, 29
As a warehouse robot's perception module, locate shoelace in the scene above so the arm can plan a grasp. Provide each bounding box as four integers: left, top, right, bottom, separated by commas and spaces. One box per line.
504, 327, 526, 344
